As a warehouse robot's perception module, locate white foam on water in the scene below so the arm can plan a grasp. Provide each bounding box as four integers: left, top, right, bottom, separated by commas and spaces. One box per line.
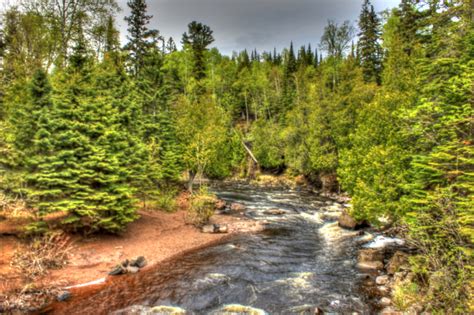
363, 235, 405, 249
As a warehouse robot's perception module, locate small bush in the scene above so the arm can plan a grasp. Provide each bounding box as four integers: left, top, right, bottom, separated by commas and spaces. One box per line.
393, 281, 422, 311
186, 187, 216, 226
139, 187, 179, 212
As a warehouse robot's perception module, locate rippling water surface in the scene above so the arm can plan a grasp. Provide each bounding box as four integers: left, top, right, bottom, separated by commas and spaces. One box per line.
50, 182, 373, 314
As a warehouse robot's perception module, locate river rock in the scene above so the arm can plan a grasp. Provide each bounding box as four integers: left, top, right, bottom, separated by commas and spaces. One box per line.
386, 251, 408, 275
230, 203, 246, 212
130, 256, 147, 269
202, 224, 215, 233
380, 297, 392, 307
126, 266, 140, 274
215, 224, 229, 233
376, 275, 390, 285
358, 249, 384, 263
378, 285, 390, 295
338, 211, 367, 230
356, 261, 384, 270
215, 199, 227, 210
57, 291, 71, 302
108, 264, 126, 276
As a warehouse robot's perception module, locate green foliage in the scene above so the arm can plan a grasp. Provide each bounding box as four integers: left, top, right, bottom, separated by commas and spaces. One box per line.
187, 187, 216, 226
0, 1, 472, 310
250, 119, 285, 171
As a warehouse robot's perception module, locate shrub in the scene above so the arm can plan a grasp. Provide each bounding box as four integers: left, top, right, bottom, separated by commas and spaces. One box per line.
186, 188, 216, 226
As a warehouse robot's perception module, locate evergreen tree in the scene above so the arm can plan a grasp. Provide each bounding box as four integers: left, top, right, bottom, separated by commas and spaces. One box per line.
182, 21, 214, 81
27, 42, 137, 233
166, 37, 177, 53
358, 0, 383, 84
124, 0, 160, 76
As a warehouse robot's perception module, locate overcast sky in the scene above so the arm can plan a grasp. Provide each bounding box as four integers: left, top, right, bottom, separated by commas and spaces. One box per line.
115, 0, 401, 55
1, 0, 401, 55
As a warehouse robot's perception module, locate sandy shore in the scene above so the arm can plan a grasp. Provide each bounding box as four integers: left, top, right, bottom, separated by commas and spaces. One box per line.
0, 207, 263, 312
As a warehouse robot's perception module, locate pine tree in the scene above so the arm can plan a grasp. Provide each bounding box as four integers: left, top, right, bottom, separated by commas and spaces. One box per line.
166, 37, 177, 53
182, 21, 214, 81
358, 0, 382, 84
124, 0, 160, 76
27, 42, 138, 233
105, 16, 120, 54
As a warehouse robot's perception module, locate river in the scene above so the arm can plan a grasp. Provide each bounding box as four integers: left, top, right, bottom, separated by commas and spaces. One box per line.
48, 182, 376, 314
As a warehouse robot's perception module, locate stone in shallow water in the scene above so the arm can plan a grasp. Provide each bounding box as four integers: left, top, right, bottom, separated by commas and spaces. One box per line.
356, 261, 384, 270
358, 249, 384, 263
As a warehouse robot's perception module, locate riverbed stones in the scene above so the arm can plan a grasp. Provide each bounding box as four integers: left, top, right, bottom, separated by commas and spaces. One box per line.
357, 248, 385, 270
378, 285, 390, 295
380, 297, 392, 307
376, 275, 390, 285
126, 266, 139, 274
201, 224, 229, 234
108, 256, 147, 276
358, 249, 384, 262
356, 261, 384, 270
202, 224, 215, 233
130, 256, 147, 269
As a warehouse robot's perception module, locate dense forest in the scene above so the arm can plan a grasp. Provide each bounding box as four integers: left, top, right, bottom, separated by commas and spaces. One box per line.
0, 0, 472, 312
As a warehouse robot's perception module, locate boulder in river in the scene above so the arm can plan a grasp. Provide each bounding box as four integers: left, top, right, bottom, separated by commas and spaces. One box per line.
358, 249, 384, 263
357, 248, 385, 270
230, 202, 246, 212
215, 199, 227, 210
338, 211, 367, 230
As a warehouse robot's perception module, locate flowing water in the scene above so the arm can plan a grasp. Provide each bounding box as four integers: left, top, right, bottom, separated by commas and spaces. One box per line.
49, 182, 375, 314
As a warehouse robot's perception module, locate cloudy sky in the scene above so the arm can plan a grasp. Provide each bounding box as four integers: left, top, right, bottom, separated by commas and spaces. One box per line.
2, 0, 401, 55
114, 0, 400, 55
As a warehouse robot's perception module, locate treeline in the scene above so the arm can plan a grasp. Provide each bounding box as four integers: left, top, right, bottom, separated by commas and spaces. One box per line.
0, 0, 472, 311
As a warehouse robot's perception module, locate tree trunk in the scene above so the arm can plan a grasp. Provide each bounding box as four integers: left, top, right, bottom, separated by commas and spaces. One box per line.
187, 170, 196, 193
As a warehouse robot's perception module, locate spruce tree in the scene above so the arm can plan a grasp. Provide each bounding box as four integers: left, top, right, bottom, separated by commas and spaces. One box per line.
358, 0, 382, 84
182, 21, 214, 81
124, 0, 160, 76
27, 42, 138, 233
166, 37, 177, 53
